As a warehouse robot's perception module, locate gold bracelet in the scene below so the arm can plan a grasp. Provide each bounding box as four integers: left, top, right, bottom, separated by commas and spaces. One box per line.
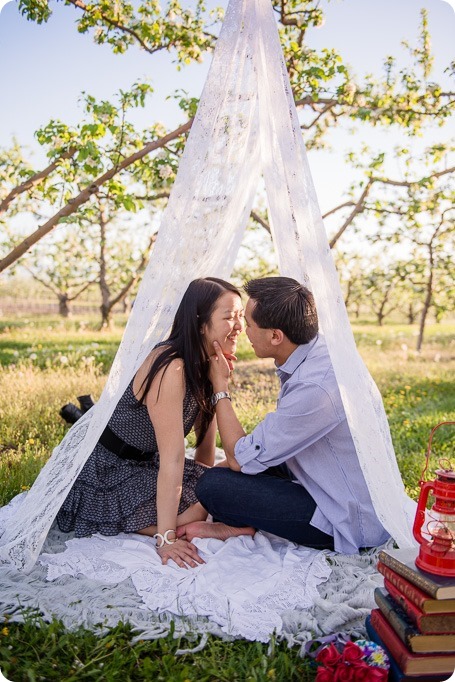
153, 529, 177, 548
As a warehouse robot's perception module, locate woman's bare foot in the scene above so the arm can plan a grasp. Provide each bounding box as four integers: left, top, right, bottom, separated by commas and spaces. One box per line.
176, 521, 255, 543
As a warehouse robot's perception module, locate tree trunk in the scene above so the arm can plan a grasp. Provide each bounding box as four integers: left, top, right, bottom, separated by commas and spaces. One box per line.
58, 294, 71, 318
407, 303, 417, 325
416, 255, 434, 353
98, 203, 112, 330
122, 296, 132, 314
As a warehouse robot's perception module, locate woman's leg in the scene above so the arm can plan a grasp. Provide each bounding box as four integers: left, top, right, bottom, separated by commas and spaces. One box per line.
136, 502, 207, 537
137, 501, 254, 539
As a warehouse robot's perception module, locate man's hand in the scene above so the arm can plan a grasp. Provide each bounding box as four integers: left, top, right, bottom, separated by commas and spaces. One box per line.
209, 341, 237, 391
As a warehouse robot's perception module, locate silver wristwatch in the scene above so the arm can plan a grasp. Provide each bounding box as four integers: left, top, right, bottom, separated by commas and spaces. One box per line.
211, 391, 231, 406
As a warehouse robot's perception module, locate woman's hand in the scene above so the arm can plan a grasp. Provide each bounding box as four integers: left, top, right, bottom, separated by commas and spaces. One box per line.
156, 538, 205, 569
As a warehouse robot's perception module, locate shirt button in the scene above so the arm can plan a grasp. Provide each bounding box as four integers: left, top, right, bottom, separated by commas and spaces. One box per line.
255, 445, 260, 450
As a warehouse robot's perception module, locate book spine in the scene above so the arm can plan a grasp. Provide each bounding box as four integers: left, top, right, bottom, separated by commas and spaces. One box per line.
370, 609, 411, 673
383, 579, 425, 626
366, 616, 449, 682
377, 562, 429, 611
378, 551, 439, 599
374, 588, 413, 648
384, 579, 455, 634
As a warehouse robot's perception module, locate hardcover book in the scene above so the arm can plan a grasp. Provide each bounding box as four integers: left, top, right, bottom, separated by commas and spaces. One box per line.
378, 548, 455, 600
370, 609, 455, 675
377, 562, 455, 614
382, 579, 455, 634
374, 587, 455, 653
366, 615, 452, 682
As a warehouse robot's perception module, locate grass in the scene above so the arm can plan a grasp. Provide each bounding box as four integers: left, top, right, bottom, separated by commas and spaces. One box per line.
0, 314, 454, 680
0, 619, 316, 682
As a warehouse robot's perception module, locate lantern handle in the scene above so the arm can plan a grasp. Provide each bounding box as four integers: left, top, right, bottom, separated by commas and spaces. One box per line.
420, 421, 455, 484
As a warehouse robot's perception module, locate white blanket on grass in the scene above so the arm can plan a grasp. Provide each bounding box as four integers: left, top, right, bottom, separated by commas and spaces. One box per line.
0, 492, 386, 647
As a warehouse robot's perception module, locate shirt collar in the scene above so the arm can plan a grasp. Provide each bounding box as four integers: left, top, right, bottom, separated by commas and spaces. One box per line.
275, 334, 319, 381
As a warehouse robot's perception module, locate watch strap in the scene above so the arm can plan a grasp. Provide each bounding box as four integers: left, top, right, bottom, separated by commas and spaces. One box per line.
211, 391, 231, 406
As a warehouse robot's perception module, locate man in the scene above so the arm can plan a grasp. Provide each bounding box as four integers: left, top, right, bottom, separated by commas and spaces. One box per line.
182, 277, 390, 554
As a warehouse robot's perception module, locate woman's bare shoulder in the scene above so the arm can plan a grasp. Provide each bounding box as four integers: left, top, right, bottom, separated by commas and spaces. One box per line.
133, 346, 184, 399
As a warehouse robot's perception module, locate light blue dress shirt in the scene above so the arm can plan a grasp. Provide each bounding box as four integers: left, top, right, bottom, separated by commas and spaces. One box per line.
234, 334, 390, 554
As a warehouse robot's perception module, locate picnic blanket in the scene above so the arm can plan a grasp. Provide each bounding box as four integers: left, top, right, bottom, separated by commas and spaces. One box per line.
0, 492, 386, 649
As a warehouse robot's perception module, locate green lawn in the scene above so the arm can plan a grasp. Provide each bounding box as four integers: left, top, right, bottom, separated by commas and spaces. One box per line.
0, 315, 454, 681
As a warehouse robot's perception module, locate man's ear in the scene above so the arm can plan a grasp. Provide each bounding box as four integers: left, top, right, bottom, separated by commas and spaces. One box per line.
270, 329, 284, 346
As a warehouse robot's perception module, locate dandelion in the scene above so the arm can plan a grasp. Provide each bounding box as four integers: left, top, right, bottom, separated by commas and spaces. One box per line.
13, 350, 19, 357
59, 356, 69, 364
375, 339, 382, 346
21, 485, 30, 491
29, 353, 37, 360
2, 627, 9, 636
28, 439, 35, 445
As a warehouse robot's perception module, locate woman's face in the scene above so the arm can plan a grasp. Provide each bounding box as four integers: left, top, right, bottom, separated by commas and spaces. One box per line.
201, 291, 244, 356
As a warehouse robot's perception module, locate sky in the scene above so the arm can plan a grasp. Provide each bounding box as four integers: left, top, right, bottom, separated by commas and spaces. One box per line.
0, 0, 454, 256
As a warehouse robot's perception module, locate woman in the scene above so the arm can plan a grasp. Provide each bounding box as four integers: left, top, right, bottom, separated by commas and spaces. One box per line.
57, 277, 253, 569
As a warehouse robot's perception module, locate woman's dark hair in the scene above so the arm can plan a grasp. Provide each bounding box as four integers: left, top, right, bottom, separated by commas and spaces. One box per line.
138, 277, 241, 446
244, 276, 318, 345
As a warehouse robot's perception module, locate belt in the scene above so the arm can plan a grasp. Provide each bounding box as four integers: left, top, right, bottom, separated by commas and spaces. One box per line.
99, 425, 156, 462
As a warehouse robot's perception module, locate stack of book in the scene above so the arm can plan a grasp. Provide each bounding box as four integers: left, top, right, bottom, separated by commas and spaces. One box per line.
365, 547, 455, 682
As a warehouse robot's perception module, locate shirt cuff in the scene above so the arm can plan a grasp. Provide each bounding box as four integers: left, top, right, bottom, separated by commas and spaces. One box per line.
234, 434, 268, 474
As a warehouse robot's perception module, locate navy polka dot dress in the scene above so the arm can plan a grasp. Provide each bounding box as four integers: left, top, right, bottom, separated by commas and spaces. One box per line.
57, 376, 206, 537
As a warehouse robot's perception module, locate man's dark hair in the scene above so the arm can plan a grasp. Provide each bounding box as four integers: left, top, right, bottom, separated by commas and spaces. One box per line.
244, 277, 318, 345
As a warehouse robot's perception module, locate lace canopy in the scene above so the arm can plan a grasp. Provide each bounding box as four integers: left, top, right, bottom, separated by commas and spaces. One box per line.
0, 0, 416, 572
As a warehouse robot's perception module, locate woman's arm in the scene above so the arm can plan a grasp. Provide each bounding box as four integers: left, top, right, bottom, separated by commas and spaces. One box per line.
146, 359, 203, 568
193, 413, 217, 467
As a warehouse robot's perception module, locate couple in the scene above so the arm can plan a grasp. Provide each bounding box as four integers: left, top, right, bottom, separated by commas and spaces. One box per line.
57, 276, 389, 569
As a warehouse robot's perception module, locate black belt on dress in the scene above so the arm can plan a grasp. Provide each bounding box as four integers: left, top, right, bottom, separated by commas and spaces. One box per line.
98, 425, 156, 462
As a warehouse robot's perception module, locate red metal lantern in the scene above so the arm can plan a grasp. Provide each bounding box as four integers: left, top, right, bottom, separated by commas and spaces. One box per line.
413, 421, 455, 577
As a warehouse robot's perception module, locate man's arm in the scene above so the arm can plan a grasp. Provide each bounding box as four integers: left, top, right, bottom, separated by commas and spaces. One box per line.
209, 341, 245, 470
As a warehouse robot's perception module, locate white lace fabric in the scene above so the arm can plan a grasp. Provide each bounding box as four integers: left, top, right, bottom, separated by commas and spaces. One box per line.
0, 0, 415, 576
39, 530, 332, 642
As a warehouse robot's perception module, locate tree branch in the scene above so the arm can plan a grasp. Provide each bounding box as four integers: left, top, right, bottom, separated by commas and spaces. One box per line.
67, 0, 216, 55
109, 231, 157, 309
372, 165, 455, 187
322, 201, 355, 219
0, 119, 192, 273
23, 266, 61, 297
68, 279, 96, 301
0, 147, 76, 214
329, 180, 374, 248
250, 210, 271, 234
68, 0, 166, 55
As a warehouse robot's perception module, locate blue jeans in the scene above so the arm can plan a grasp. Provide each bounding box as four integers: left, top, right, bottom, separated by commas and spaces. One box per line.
195, 465, 335, 550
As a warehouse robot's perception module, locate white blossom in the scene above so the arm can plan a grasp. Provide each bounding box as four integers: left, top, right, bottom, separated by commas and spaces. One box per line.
159, 164, 173, 180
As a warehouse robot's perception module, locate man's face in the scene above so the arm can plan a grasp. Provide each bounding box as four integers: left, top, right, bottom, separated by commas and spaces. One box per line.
244, 298, 273, 358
